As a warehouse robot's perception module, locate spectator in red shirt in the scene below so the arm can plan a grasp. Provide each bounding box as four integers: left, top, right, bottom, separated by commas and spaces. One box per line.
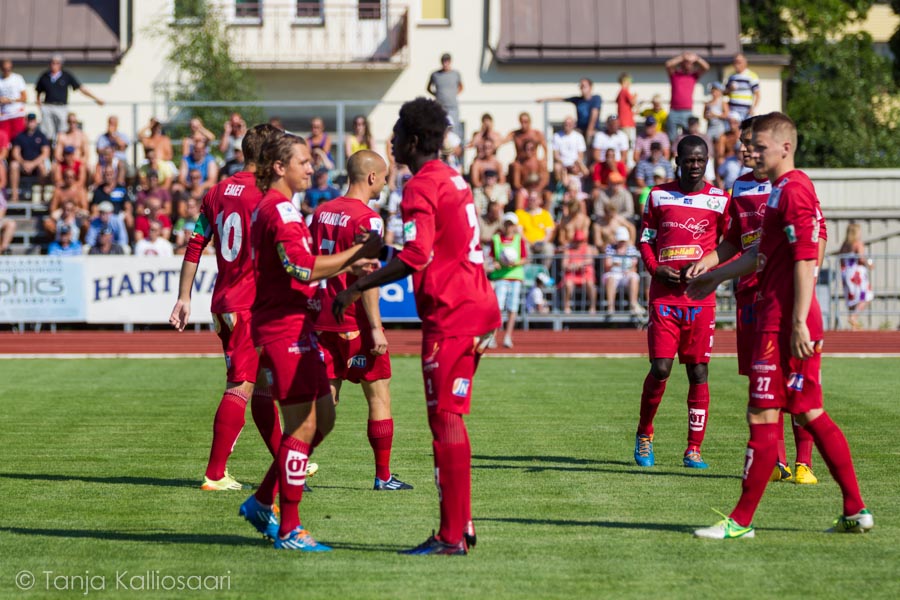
53, 145, 86, 188
616, 73, 638, 148
665, 52, 710, 142
134, 194, 172, 242
592, 148, 627, 187
561, 229, 597, 313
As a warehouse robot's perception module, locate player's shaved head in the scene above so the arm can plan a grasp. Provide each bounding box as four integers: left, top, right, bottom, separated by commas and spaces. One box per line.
347, 149, 386, 184
752, 112, 797, 149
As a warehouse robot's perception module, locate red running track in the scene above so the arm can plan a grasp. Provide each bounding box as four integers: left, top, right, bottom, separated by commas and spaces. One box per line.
1, 330, 899, 356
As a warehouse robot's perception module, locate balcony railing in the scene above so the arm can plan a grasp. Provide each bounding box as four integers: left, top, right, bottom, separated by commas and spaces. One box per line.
224, 2, 409, 69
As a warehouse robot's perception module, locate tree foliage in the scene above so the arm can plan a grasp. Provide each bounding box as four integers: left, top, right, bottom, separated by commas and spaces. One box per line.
740, 0, 874, 53
160, 3, 262, 140
889, 1, 900, 87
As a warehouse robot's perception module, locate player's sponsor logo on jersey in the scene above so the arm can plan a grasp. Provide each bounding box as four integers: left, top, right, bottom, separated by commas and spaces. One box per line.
767, 187, 782, 208
660, 217, 709, 240
706, 197, 722, 210
451, 175, 468, 190
811, 216, 820, 243
403, 220, 417, 242
369, 217, 384, 234
710, 187, 724, 196
739, 203, 767, 219
285, 449, 308, 486
741, 228, 762, 249
349, 354, 367, 369
276, 201, 302, 224
317, 211, 351, 227
787, 372, 804, 392
452, 378, 471, 397
307, 298, 322, 313
640, 227, 657, 243
688, 408, 707, 432
784, 224, 797, 243
658, 244, 702, 262
224, 183, 246, 196
683, 197, 693, 205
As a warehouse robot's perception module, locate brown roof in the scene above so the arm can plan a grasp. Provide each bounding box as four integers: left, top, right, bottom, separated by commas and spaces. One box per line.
496, 0, 742, 63
0, 0, 122, 64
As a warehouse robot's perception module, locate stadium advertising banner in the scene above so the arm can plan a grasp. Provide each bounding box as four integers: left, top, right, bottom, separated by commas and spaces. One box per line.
83, 256, 218, 324
379, 274, 419, 321
0, 256, 86, 322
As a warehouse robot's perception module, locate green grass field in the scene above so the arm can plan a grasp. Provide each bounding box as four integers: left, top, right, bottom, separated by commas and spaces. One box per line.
0, 357, 897, 599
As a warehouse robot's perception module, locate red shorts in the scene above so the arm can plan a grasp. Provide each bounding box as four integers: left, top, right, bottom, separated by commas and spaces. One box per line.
421, 333, 492, 415
257, 332, 330, 405
735, 301, 756, 376
0, 117, 26, 141
648, 303, 716, 364
213, 311, 259, 383
317, 329, 392, 384
749, 331, 823, 414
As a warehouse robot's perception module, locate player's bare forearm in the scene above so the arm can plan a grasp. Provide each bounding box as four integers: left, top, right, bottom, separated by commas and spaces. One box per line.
713, 245, 757, 281
687, 240, 739, 279
176, 259, 199, 302
353, 257, 415, 292
361, 287, 383, 329
792, 259, 816, 327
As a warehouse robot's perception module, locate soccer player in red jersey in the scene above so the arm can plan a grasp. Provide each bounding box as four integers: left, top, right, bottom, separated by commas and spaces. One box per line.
635, 135, 730, 469
686, 117, 823, 485
310, 149, 412, 491
692, 113, 872, 538
333, 98, 501, 555
242, 133, 382, 551
169, 124, 285, 491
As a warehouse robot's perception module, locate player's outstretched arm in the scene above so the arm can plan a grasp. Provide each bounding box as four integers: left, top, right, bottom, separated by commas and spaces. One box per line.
333, 257, 415, 323
685, 239, 740, 279
170, 259, 199, 331
685, 246, 757, 300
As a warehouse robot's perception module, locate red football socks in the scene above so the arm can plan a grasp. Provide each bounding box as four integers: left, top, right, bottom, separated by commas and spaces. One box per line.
250, 388, 281, 457
775, 412, 788, 465
638, 373, 667, 436
429, 411, 470, 546
277, 436, 310, 537
686, 382, 710, 449
368, 419, 394, 482
254, 461, 278, 506
804, 412, 865, 515
730, 422, 779, 527
205, 388, 249, 480
792, 415, 814, 466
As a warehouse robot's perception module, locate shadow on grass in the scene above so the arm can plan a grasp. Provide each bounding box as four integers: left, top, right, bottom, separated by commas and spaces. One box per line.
479, 517, 805, 534
472, 463, 740, 480
0, 472, 206, 489
0, 527, 257, 546
473, 454, 633, 467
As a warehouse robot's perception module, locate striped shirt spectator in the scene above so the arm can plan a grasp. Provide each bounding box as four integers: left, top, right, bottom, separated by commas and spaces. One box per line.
725, 53, 760, 119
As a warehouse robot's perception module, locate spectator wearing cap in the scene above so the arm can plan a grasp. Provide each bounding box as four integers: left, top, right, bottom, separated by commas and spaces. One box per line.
85, 201, 128, 249
53, 145, 86, 188
664, 52, 710, 142
134, 219, 174, 257
472, 169, 510, 217
479, 200, 505, 246
96, 115, 131, 168
302, 168, 341, 217
54, 112, 89, 163
9, 113, 51, 202
47, 224, 82, 256
551, 115, 589, 188
134, 194, 172, 242
488, 212, 528, 349
178, 137, 218, 195
539, 78, 603, 144
91, 165, 132, 227
35, 54, 104, 143
602, 226, 643, 315
427, 53, 463, 136
633, 115, 670, 163
592, 148, 627, 188
591, 115, 630, 165
704, 82, 729, 143
508, 138, 548, 195
635, 142, 674, 189
616, 73, 638, 147
219, 112, 247, 163
88, 226, 124, 255
725, 53, 760, 120
594, 171, 634, 222
0, 194, 16, 255
1, 59, 28, 142
469, 136, 505, 189
561, 229, 598, 314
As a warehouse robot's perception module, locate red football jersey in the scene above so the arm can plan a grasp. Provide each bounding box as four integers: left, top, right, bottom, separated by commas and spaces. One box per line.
184, 171, 261, 313
755, 170, 824, 336
640, 181, 730, 306
396, 160, 501, 337
250, 188, 320, 345
724, 173, 770, 303
310, 196, 385, 332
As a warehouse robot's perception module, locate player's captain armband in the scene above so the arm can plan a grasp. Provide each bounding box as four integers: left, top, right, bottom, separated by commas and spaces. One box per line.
368, 217, 384, 234
192, 214, 212, 238
659, 245, 702, 262
403, 220, 417, 242
277, 243, 312, 281
451, 175, 468, 190
784, 224, 797, 243
276, 201, 302, 224
741, 228, 761, 249
640, 228, 657, 243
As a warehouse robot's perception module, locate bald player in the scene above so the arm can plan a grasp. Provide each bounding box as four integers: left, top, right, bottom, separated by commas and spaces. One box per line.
309, 150, 413, 491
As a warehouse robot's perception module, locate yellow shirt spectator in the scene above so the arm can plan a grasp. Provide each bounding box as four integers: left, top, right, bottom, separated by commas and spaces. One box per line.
516, 208, 555, 245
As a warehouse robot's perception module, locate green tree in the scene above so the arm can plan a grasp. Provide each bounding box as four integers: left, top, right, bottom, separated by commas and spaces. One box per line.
158, 3, 262, 150
888, 1, 900, 86
787, 33, 900, 167
740, 0, 874, 53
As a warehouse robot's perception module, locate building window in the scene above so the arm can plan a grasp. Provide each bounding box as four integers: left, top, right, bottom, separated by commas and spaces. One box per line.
297, 0, 323, 18
359, 0, 382, 20
420, 0, 449, 25
235, 0, 261, 19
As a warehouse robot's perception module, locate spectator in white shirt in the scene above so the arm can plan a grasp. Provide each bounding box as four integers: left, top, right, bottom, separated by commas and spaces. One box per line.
591, 115, 630, 164
552, 115, 588, 188
0, 60, 28, 142
134, 219, 173, 257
